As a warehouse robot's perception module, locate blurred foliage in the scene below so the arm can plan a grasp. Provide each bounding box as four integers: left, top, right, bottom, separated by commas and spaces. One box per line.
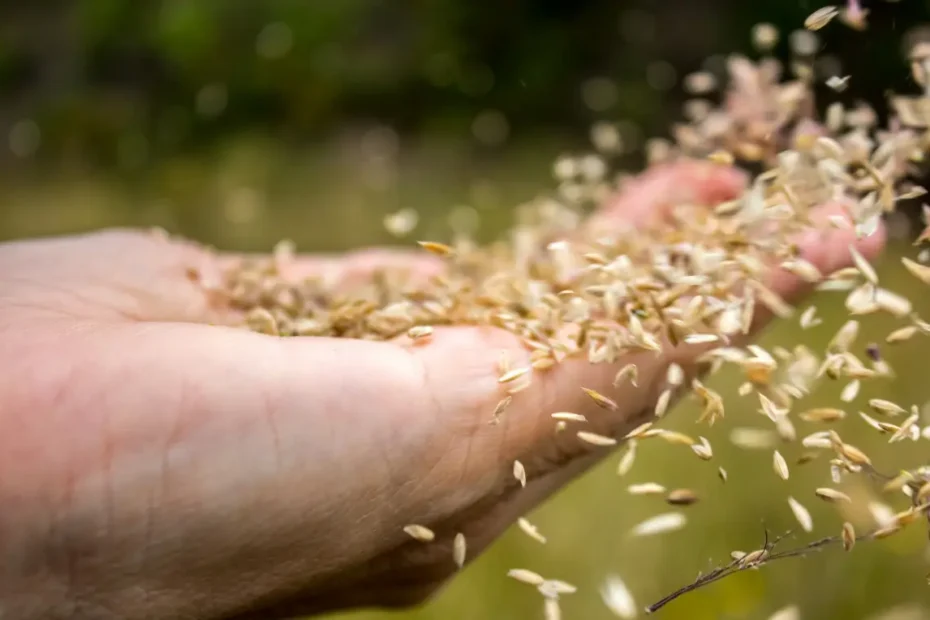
0, 0, 927, 167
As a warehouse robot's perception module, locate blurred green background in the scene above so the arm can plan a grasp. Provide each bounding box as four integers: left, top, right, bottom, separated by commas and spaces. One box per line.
2, 1, 930, 619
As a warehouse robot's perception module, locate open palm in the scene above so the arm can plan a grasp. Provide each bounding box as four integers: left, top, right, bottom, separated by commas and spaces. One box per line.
0, 161, 884, 620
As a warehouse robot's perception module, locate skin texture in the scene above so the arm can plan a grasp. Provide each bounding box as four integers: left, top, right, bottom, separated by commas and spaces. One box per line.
0, 161, 885, 620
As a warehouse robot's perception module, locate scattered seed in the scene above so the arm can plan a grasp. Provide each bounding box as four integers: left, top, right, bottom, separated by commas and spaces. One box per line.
508, 568, 546, 586
514, 460, 527, 487
666, 488, 700, 505
453, 532, 467, 568
800, 408, 847, 423
417, 240, 454, 256
407, 325, 433, 341
804, 6, 839, 30
788, 497, 814, 532
517, 517, 547, 544
601, 575, 637, 619
499, 367, 530, 384
631, 512, 687, 537
404, 524, 435, 542
617, 441, 638, 476
629, 482, 667, 495
583, 387, 619, 411
578, 431, 618, 447
773, 450, 790, 480
815, 487, 852, 503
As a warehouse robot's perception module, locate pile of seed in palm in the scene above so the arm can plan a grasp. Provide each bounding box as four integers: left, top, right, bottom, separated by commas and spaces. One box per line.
219, 5, 930, 619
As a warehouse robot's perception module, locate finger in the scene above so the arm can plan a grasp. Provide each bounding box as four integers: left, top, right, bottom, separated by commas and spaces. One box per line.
589, 159, 748, 232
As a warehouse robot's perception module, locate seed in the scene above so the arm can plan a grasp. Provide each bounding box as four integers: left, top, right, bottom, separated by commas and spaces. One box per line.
583, 387, 619, 411
601, 575, 637, 619
517, 517, 547, 544
788, 497, 814, 532
903, 256, 930, 284
887, 325, 919, 344
799, 306, 821, 329
453, 532, 467, 568
740, 548, 768, 566
499, 367, 530, 384
404, 524, 435, 542
613, 364, 639, 387
691, 436, 714, 460
730, 427, 777, 449
800, 408, 846, 423
826, 75, 850, 91
718, 467, 728, 482
407, 325, 433, 341
655, 389, 673, 417
849, 245, 878, 284
617, 441, 637, 476
840, 380, 860, 402
492, 396, 512, 423
773, 450, 790, 480
631, 512, 687, 537
815, 487, 852, 503
543, 598, 561, 620
513, 460, 527, 487
578, 431, 618, 447
666, 488, 699, 505
417, 240, 454, 256
657, 429, 695, 446
625, 421, 654, 439
838, 442, 872, 465
804, 6, 839, 30
666, 363, 685, 387
552, 412, 587, 423
769, 605, 801, 620
629, 482, 667, 496
869, 398, 907, 416
508, 568, 545, 586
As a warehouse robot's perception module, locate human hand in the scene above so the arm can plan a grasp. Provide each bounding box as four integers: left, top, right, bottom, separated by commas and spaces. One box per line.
0, 160, 884, 620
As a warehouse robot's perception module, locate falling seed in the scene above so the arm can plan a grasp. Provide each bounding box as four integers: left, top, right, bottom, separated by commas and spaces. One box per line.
826, 75, 851, 91
625, 421, 654, 439
691, 436, 714, 460
768, 605, 801, 620
804, 6, 840, 30
631, 512, 687, 537
614, 364, 639, 387
513, 460, 527, 487
544, 598, 561, 620
815, 487, 852, 502
404, 524, 435, 542
583, 387, 619, 411
499, 367, 530, 384
453, 532, 467, 568
800, 408, 847, 423
799, 306, 821, 329
601, 574, 637, 619
718, 467, 729, 482
407, 325, 434, 341
666, 363, 685, 387
773, 450, 790, 480
842, 522, 856, 551
552, 412, 588, 423
849, 245, 878, 284
578, 431, 618, 447
886, 325, 919, 344
788, 497, 814, 532
666, 488, 700, 505
628, 482, 667, 495
869, 398, 907, 416
730, 427, 777, 449
517, 518, 547, 544
508, 568, 546, 586
840, 380, 860, 403
617, 441, 637, 476
655, 389, 673, 417
657, 430, 696, 446
902, 257, 930, 285
417, 240, 454, 256
540, 579, 577, 597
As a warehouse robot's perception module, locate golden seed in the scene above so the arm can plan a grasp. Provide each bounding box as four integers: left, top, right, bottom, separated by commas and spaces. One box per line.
815, 487, 852, 503
799, 408, 846, 423
513, 460, 527, 487
507, 568, 545, 586
416, 240, 454, 256
804, 6, 839, 30
498, 367, 530, 384
788, 497, 814, 532
404, 524, 436, 542
577, 431, 618, 447
517, 517, 547, 544
453, 532, 467, 568
773, 450, 790, 480
582, 387, 619, 411
666, 488, 699, 506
